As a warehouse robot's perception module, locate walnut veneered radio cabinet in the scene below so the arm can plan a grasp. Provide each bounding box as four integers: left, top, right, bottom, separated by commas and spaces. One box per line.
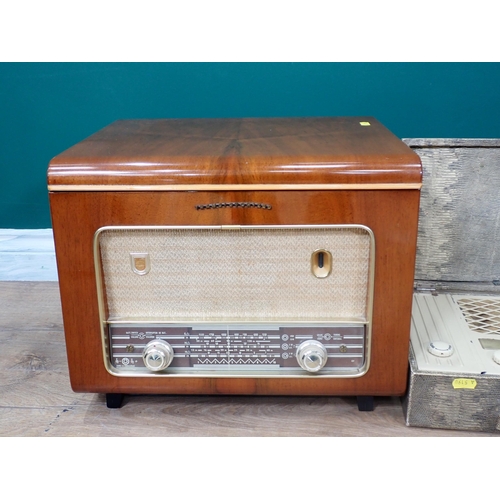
48, 117, 422, 409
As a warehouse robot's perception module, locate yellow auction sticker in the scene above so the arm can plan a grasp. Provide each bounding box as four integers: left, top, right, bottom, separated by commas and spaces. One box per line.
452, 378, 477, 389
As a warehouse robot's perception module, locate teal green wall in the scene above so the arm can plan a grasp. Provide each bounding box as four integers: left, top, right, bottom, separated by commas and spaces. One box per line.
1, 62, 500, 228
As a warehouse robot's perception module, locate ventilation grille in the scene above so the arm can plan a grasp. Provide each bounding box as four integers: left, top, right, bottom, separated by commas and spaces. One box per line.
97, 226, 373, 322
456, 296, 500, 335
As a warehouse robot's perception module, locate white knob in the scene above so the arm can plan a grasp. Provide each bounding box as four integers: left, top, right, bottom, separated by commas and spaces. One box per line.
143, 340, 174, 371
296, 340, 328, 372
427, 341, 454, 358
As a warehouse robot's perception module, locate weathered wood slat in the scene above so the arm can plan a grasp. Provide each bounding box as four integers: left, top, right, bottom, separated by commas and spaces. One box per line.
1, 282, 492, 436
0, 397, 493, 437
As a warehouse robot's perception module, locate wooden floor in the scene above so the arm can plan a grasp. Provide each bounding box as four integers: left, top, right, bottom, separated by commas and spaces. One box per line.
0, 281, 497, 437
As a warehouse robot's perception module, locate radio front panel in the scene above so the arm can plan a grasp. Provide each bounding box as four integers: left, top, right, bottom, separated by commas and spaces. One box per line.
107, 323, 367, 376
108, 324, 366, 377
95, 225, 375, 378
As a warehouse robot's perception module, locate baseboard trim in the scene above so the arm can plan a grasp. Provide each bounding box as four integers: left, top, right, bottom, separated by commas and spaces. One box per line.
0, 229, 58, 281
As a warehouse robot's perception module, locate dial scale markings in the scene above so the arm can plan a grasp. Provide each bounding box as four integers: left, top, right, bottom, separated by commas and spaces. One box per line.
109, 324, 366, 372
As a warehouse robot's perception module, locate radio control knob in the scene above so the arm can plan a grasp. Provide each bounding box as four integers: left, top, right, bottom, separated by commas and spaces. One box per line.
296, 340, 328, 372
142, 340, 174, 371
427, 341, 454, 357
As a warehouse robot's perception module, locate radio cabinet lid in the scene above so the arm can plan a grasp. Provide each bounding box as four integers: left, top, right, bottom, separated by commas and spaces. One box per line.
47, 117, 422, 191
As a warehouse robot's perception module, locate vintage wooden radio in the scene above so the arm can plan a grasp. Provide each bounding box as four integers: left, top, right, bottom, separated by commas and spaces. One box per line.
47, 117, 422, 409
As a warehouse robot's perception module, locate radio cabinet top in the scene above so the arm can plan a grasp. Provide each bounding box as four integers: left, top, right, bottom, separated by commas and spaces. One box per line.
47, 117, 422, 190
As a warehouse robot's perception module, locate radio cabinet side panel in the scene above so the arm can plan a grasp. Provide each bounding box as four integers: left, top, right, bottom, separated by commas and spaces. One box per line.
49, 189, 420, 396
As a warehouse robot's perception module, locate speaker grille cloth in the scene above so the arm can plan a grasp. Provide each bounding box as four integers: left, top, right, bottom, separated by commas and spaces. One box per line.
98, 227, 372, 321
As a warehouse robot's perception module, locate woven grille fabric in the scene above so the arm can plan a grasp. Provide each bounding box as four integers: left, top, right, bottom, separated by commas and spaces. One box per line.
98, 227, 372, 322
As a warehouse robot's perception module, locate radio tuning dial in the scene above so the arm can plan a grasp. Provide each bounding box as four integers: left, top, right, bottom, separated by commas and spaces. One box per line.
296, 340, 328, 373
142, 340, 174, 371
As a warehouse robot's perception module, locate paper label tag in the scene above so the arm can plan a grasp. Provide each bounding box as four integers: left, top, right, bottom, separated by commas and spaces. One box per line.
452, 378, 477, 389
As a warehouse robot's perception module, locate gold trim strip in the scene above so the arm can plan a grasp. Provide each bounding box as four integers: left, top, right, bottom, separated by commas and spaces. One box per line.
49, 183, 422, 192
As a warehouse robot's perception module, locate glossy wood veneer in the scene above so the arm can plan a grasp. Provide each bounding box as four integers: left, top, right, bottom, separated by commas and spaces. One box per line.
48, 117, 422, 189
48, 117, 422, 398
50, 189, 420, 396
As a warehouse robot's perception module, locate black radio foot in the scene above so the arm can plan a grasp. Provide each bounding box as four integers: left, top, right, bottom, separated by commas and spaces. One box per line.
357, 396, 374, 411
106, 393, 125, 409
